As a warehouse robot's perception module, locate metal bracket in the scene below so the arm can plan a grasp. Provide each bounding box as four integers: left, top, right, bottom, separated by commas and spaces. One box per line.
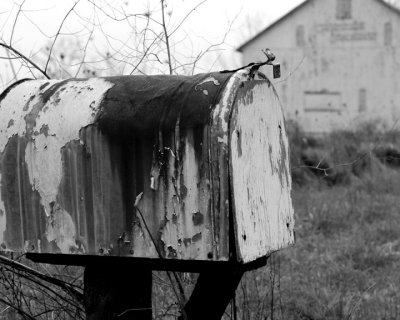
262, 48, 281, 79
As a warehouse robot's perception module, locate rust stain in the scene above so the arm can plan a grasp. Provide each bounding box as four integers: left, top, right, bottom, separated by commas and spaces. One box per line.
23, 95, 36, 111
192, 232, 202, 242
39, 124, 50, 137
180, 184, 188, 199
278, 123, 290, 187
167, 246, 177, 259
40, 80, 70, 104
237, 85, 255, 106
236, 130, 242, 157
192, 211, 204, 226
183, 238, 191, 247
38, 82, 50, 91
24, 99, 48, 139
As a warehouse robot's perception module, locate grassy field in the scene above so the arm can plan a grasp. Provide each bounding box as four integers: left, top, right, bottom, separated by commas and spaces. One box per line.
230, 126, 400, 320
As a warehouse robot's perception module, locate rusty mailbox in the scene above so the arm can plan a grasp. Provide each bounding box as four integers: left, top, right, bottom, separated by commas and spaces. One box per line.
0, 68, 294, 268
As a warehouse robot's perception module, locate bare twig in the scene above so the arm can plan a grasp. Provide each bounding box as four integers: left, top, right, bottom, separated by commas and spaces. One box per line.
44, 0, 80, 74
0, 254, 83, 302
9, 0, 26, 46
86, 0, 162, 26
275, 55, 305, 83
160, 0, 173, 74
0, 42, 50, 78
130, 32, 163, 74
74, 23, 95, 77
169, 0, 207, 37
5, 49, 17, 80
0, 296, 36, 320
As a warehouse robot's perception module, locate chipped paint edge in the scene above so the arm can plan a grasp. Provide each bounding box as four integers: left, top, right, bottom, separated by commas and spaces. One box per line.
0, 78, 115, 252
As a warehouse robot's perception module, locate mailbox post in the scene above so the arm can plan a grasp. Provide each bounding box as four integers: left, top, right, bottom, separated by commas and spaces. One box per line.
0, 68, 294, 319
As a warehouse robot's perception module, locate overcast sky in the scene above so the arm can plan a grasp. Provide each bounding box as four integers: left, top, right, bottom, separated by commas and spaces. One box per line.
0, 0, 304, 89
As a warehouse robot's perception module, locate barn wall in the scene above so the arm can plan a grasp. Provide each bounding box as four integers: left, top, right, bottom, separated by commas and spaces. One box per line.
241, 0, 400, 133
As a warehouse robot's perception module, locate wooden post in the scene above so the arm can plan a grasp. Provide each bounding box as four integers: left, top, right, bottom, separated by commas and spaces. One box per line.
84, 264, 152, 320
179, 266, 245, 320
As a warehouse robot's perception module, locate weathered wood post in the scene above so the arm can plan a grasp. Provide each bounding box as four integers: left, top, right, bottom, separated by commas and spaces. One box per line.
0, 67, 294, 319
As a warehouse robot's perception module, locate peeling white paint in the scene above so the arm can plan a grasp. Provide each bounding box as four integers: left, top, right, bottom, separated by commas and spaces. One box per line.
0, 81, 60, 246
0, 81, 55, 151
196, 76, 221, 87
25, 137, 62, 215
25, 79, 113, 216
194, 76, 221, 94
213, 70, 249, 136
0, 78, 114, 252
230, 82, 294, 263
0, 173, 6, 244
46, 202, 77, 253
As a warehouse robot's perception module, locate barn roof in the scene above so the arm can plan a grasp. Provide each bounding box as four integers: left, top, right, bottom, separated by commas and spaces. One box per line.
237, 0, 400, 52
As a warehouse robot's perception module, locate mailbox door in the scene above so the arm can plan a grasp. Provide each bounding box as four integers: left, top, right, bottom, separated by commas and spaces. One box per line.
229, 80, 295, 263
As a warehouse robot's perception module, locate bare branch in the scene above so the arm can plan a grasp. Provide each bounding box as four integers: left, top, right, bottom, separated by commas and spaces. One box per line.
0, 254, 83, 302
44, 0, 80, 74
0, 296, 36, 320
130, 32, 163, 74
276, 55, 305, 84
0, 42, 49, 78
160, 0, 172, 74
85, 0, 163, 26
9, 0, 26, 46
5, 49, 17, 79
74, 25, 95, 77
21, 11, 56, 38
169, 0, 207, 37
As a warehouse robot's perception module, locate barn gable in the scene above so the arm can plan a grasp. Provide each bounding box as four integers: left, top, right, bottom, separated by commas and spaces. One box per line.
238, 0, 400, 134
238, 0, 400, 52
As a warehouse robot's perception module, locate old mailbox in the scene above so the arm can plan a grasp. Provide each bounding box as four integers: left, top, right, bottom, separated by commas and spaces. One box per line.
0, 68, 294, 268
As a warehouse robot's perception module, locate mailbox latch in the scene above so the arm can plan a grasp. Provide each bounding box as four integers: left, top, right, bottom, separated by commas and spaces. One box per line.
262, 48, 281, 79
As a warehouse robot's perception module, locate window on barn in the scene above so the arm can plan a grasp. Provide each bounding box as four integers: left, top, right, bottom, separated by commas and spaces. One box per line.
336, 0, 352, 20
358, 88, 367, 113
384, 22, 393, 46
296, 25, 305, 47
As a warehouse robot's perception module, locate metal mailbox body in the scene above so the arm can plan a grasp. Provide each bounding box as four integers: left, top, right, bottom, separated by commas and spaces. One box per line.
0, 69, 294, 266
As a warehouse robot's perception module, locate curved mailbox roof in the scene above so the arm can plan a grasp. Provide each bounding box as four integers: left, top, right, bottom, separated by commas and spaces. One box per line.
0, 69, 294, 268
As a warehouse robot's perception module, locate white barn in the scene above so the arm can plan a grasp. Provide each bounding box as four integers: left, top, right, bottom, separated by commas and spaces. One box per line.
238, 0, 400, 134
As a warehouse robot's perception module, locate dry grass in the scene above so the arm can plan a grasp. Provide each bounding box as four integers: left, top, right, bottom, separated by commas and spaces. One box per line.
229, 127, 400, 320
